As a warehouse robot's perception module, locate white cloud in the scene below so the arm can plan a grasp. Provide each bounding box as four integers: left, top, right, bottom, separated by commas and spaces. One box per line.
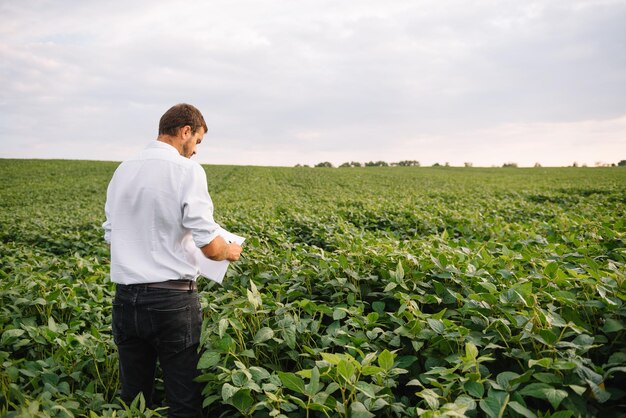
1, 0, 625, 166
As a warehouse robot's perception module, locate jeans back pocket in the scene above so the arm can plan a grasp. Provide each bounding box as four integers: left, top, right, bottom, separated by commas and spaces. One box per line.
148, 304, 200, 354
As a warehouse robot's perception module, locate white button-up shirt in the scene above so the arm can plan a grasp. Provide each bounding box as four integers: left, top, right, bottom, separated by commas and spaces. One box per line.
102, 141, 220, 284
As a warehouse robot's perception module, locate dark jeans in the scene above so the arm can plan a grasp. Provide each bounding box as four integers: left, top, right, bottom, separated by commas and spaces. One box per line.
112, 284, 203, 418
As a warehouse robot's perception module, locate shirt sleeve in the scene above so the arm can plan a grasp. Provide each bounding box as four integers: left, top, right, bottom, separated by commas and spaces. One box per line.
181, 163, 221, 248
102, 183, 112, 244
102, 209, 112, 243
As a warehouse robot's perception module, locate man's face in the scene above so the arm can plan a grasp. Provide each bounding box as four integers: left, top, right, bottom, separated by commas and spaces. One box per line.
181, 127, 205, 158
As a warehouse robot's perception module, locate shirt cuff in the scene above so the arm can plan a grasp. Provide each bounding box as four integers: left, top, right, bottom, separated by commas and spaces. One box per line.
194, 228, 221, 248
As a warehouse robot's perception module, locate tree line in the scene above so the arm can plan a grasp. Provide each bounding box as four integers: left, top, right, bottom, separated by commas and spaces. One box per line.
294, 159, 626, 168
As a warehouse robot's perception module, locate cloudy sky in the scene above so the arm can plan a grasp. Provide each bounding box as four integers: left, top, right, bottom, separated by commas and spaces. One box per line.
1, 0, 625, 167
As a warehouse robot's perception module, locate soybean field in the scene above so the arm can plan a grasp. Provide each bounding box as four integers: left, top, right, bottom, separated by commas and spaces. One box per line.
1, 159, 625, 417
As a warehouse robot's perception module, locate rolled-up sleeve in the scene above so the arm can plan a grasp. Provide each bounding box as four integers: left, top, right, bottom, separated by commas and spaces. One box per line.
102, 217, 112, 244
102, 186, 112, 244
181, 163, 221, 248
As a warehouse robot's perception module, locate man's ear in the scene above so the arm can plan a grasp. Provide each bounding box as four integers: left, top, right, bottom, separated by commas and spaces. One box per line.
180, 125, 192, 139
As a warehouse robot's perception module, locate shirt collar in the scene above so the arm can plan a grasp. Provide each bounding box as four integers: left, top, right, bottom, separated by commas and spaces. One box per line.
148, 140, 180, 155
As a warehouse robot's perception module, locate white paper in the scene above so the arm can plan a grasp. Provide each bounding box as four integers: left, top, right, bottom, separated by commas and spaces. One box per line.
182, 228, 245, 284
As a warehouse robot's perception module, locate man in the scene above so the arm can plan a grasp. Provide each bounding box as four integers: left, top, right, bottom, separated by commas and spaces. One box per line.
103, 103, 242, 417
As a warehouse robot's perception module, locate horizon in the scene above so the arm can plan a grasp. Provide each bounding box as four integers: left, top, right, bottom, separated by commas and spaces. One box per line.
1, 156, 623, 169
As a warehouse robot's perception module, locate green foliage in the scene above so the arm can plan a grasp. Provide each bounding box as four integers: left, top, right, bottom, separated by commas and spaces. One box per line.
1, 160, 625, 417
394, 160, 420, 167
364, 161, 389, 167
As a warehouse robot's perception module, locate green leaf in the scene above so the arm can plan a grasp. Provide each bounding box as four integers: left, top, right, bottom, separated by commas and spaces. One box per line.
309, 401, 331, 412
320, 352, 342, 365
326, 382, 340, 395
218, 318, 229, 338
417, 388, 440, 410
366, 312, 379, 323
519, 383, 568, 409
552, 360, 577, 370
479, 390, 509, 418
496, 371, 521, 391
383, 282, 397, 292
361, 352, 377, 366
202, 394, 220, 408
528, 358, 552, 369
249, 366, 270, 382
289, 395, 307, 408
304, 367, 321, 397
278, 372, 306, 394
232, 370, 248, 387
221, 383, 238, 401
568, 384, 586, 395
396, 355, 418, 368
47, 316, 58, 333
372, 301, 385, 313
602, 318, 624, 333
509, 370, 534, 387
216, 335, 235, 352
587, 379, 610, 403
534, 373, 562, 384
407, 379, 422, 387
606, 366, 626, 378
333, 308, 347, 320
508, 401, 537, 418
247, 285, 261, 309
362, 365, 384, 376
465, 342, 478, 360
230, 388, 254, 413
283, 326, 296, 349
350, 401, 375, 418
464, 380, 485, 398
519, 382, 552, 398
1, 329, 25, 342
197, 351, 221, 369
338, 359, 356, 382
254, 327, 274, 343
479, 282, 498, 294
240, 349, 256, 359
455, 394, 477, 412
427, 318, 445, 334
538, 329, 557, 346
607, 352, 626, 366
544, 262, 559, 279
356, 381, 377, 399
378, 349, 394, 371
395, 261, 405, 280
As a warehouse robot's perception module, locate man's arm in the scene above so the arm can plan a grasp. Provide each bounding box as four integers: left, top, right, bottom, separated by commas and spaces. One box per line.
201, 235, 242, 261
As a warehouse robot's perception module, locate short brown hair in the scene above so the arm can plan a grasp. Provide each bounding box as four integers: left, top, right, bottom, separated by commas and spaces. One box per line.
158, 103, 208, 136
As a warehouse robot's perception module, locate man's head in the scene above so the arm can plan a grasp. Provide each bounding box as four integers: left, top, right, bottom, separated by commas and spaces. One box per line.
158, 104, 208, 158
159, 103, 207, 137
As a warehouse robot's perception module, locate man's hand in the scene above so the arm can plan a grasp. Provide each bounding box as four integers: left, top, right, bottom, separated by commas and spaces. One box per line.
225, 242, 242, 261
201, 236, 242, 261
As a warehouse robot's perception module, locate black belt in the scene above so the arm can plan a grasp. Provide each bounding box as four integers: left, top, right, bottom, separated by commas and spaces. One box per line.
120, 280, 197, 291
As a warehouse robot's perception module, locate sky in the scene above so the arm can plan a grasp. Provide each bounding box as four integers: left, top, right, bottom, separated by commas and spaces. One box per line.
1, 0, 625, 167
